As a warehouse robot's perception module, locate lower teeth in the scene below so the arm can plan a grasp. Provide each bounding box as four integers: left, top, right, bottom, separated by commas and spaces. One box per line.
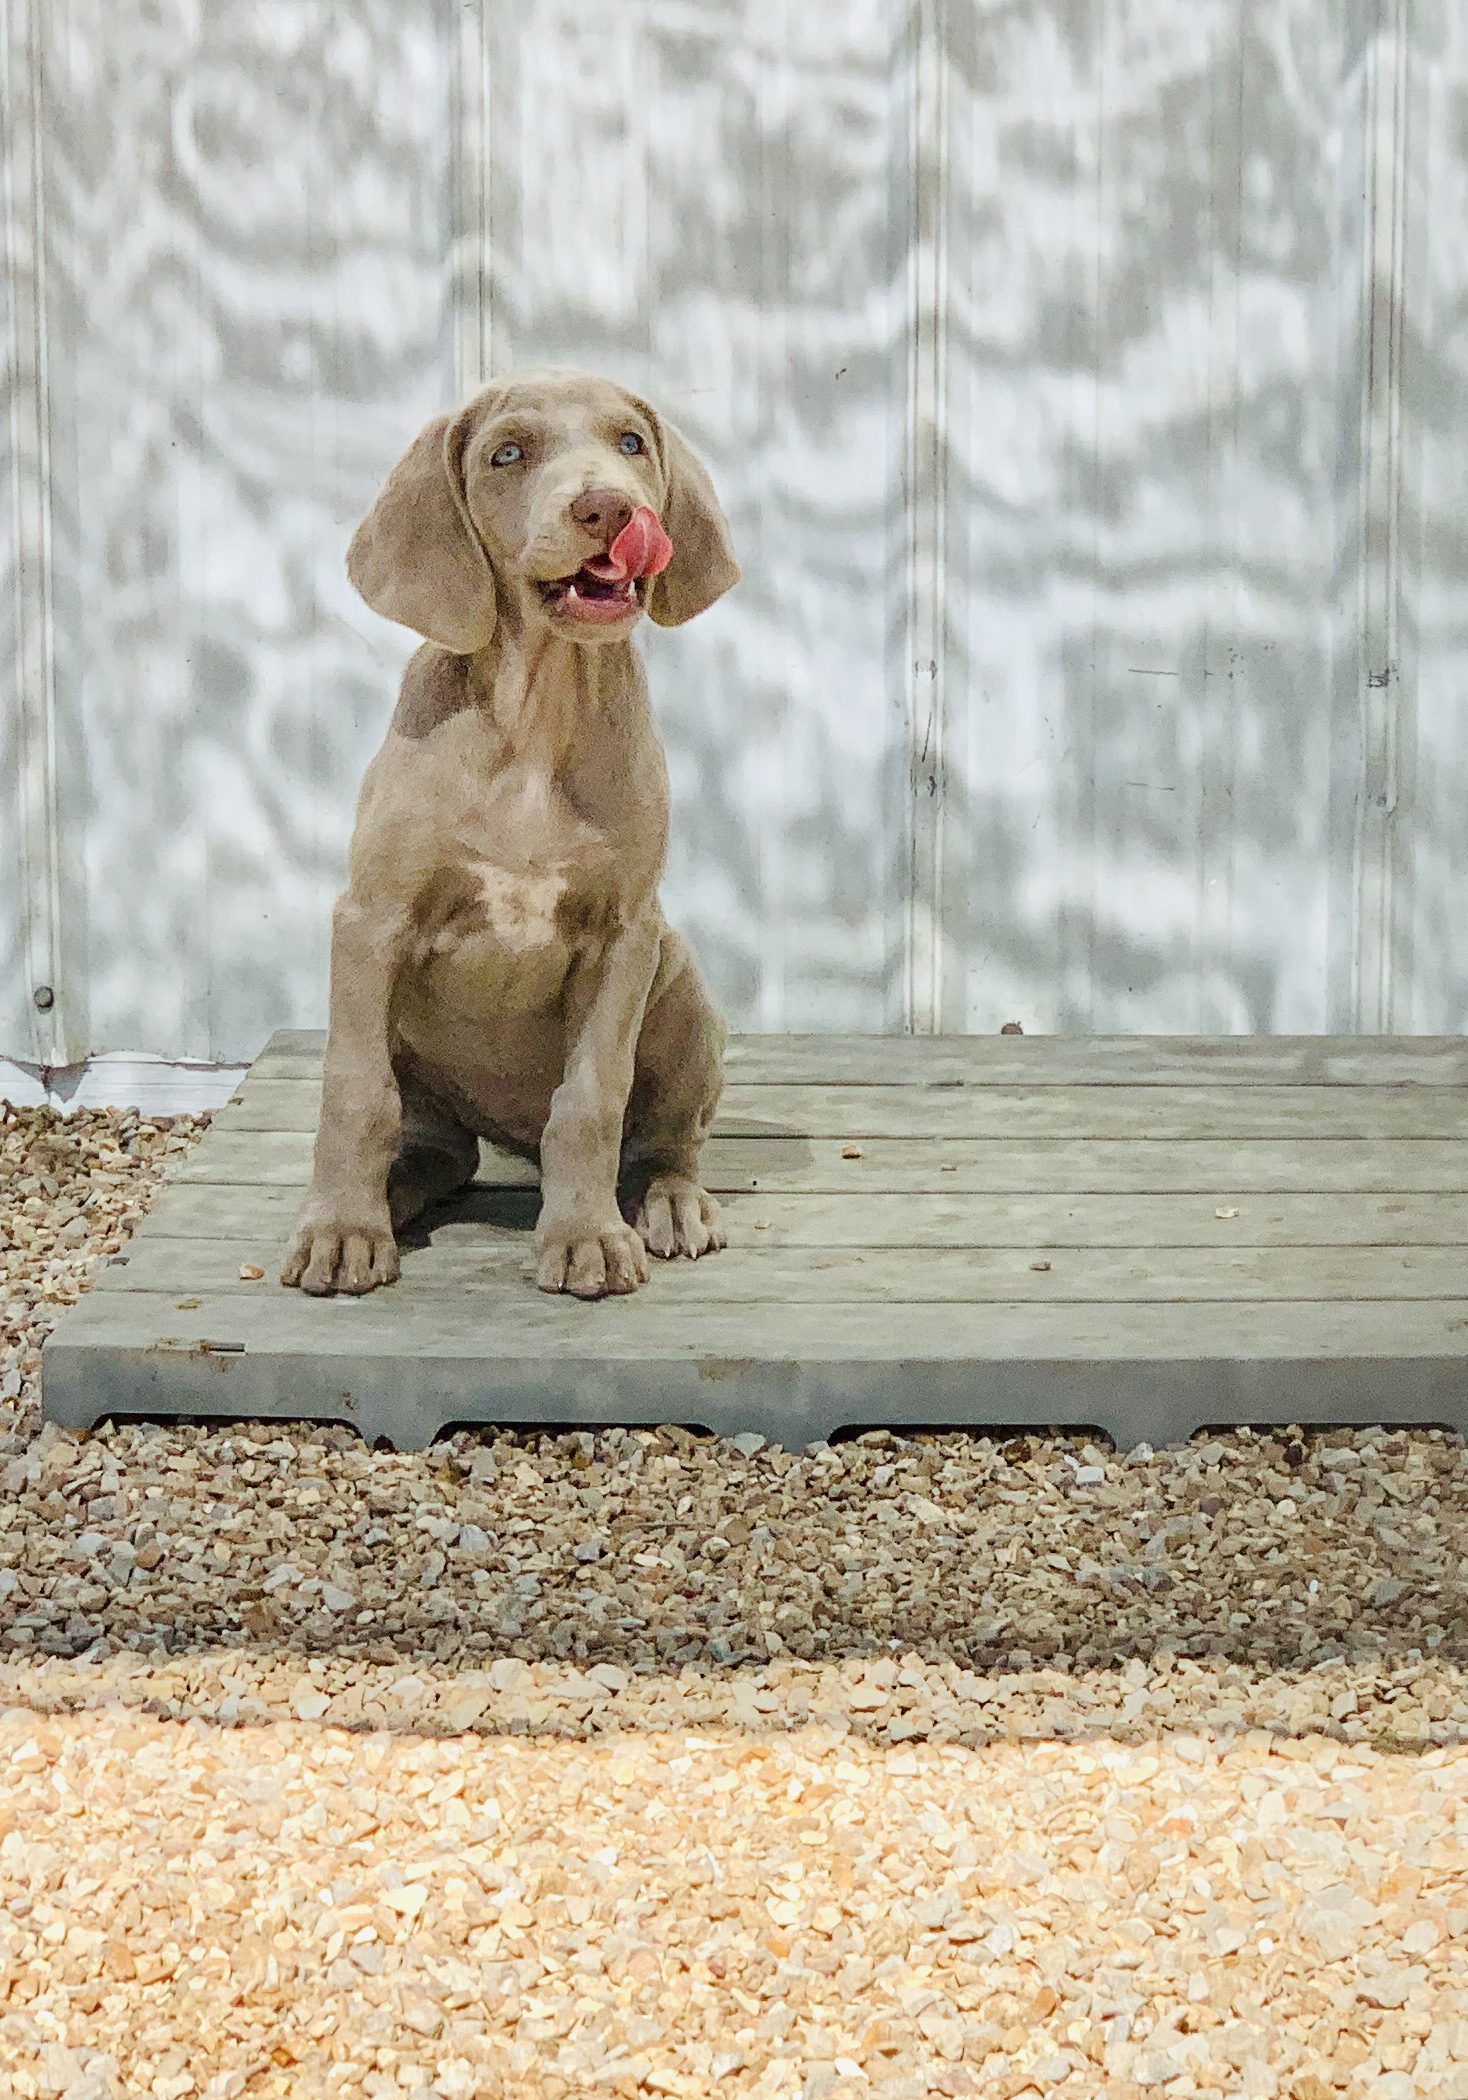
567, 582, 632, 605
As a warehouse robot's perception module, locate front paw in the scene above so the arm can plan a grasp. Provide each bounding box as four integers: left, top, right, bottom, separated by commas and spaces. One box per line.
535, 1214, 650, 1299
633, 1176, 725, 1259
281, 1209, 400, 1296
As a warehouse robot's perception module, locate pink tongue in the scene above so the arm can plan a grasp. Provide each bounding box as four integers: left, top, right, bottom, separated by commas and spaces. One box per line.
587, 505, 674, 584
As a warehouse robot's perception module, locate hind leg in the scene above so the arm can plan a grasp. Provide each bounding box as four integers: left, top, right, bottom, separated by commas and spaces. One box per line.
624, 933, 727, 1260
386, 1088, 480, 1233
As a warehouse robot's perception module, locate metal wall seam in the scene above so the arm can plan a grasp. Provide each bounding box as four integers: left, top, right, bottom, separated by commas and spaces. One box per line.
452, 0, 492, 398
1355, 0, 1412, 1031
904, 0, 948, 1036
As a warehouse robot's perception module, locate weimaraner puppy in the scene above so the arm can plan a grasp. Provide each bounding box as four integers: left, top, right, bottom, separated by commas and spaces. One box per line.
281, 368, 738, 1300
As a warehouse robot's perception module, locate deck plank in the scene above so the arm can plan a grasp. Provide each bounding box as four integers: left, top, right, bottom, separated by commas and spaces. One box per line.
172, 1128, 1468, 1195
216, 1077, 1468, 1140
50, 1288, 1468, 1357
142, 1182, 1468, 1249
43, 1286, 1468, 1452
251, 1031, 1468, 1086
96, 1236, 1468, 1304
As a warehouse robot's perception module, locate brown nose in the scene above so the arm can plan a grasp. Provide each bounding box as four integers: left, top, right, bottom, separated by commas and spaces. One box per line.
570, 486, 634, 543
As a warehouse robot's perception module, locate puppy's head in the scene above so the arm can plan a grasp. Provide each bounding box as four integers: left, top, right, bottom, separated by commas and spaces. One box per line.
347, 369, 739, 652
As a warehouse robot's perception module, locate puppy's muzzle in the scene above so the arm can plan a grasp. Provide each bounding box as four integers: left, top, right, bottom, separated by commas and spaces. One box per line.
537, 504, 674, 627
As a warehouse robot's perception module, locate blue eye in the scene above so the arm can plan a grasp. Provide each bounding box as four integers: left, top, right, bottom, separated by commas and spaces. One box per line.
491, 441, 524, 467
619, 431, 644, 455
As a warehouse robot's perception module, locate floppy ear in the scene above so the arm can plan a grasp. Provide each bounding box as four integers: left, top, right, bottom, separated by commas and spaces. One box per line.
346, 401, 497, 653
648, 419, 740, 628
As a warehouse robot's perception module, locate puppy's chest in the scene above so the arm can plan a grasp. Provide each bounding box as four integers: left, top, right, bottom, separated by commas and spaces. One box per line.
415, 781, 622, 974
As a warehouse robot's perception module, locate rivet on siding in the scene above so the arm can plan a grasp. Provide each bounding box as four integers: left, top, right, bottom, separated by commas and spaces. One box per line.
33, 985, 55, 1012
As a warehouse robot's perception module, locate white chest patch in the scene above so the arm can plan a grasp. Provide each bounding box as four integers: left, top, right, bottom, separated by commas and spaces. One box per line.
473, 862, 569, 955
410, 856, 579, 1026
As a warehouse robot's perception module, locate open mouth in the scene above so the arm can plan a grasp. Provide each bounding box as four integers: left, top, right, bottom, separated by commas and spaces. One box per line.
537, 560, 647, 626
535, 506, 673, 629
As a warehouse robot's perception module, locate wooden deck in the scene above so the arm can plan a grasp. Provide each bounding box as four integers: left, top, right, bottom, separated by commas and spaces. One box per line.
40, 1029, 1468, 1450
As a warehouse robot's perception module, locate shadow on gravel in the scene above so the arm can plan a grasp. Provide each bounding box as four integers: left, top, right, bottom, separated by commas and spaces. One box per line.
2, 1413, 1463, 1743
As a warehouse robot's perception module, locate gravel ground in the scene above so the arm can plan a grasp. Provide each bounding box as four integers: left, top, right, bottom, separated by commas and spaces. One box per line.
2, 1099, 1468, 2097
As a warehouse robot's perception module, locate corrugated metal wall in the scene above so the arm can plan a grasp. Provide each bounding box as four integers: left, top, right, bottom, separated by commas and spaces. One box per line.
2, 0, 1464, 1064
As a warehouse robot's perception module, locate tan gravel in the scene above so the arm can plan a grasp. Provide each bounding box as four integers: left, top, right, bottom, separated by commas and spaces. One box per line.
3, 1713, 1465, 2099
3, 1100, 1468, 2095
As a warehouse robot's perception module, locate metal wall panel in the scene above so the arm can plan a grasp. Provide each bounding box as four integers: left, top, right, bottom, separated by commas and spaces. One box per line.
469, 0, 914, 1031
1393, 0, 1468, 1034
938, 0, 1372, 1034
4, 0, 454, 1063
2, 0, 1464, 1060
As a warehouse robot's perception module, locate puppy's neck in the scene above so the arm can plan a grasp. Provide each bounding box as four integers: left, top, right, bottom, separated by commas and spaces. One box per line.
478, 629, 641, 774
